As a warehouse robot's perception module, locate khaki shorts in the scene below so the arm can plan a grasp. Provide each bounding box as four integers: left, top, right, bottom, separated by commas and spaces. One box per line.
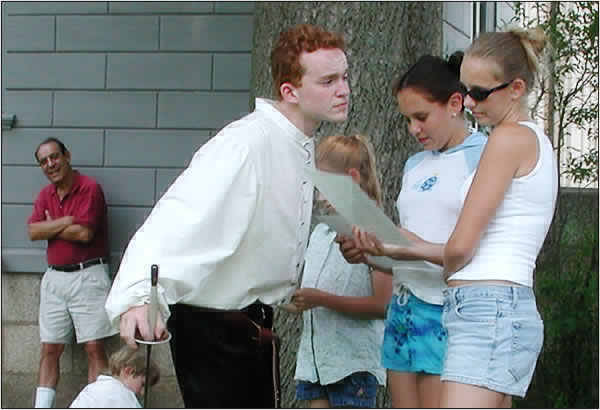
39, 263, 119, 344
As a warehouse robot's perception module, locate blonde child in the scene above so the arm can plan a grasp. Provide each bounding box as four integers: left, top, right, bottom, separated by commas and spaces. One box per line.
291, 134, 392, 408
70, 345, 160, 408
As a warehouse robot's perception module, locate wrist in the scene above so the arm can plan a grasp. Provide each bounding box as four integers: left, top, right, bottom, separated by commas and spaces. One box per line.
390, 245, 414, 260
406, 245, 419, 259
311, 290, 328, 307
58, 216, 71, 225
312, 290, 324, 307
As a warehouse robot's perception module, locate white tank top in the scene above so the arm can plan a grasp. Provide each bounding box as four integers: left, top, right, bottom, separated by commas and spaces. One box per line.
448, 121, 558, 286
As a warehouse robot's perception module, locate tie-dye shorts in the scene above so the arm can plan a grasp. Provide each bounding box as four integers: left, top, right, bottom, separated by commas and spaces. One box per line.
381, 289, 446, 374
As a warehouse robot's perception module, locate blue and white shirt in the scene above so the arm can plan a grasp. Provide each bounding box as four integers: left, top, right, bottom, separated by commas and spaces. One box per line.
394, 132, 487, 304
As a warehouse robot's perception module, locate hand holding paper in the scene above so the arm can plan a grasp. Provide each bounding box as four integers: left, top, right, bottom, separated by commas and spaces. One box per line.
352, 226, 388, 257
308, 168, 413, 247
308, 167, 447, 292
334, 231, 368, 265
317, 214, 424, 271
309, 168, 430, 270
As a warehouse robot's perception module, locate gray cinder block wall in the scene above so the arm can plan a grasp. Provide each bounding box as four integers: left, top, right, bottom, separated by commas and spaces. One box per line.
1, 2, 254, 408
1, 2, 517, 408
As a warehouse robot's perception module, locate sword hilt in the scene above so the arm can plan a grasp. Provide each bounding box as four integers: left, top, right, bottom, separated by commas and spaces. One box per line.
144, 264, 159, 408
150, 264, 158, 287
148, 265, 159, 340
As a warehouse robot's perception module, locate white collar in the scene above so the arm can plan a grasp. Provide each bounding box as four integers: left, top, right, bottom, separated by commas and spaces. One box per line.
255, 98, 313, 146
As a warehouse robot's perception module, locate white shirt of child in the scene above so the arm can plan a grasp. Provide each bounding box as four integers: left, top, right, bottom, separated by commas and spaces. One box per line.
105, 98, 314, 329
294, 224, 386, 386
69, 375, 141, 408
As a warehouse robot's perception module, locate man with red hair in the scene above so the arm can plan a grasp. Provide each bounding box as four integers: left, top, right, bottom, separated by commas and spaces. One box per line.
105, 24, 350, 407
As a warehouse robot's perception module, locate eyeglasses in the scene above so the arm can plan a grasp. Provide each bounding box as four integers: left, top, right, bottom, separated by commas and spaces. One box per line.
461, 81, 512, 102
38, 152, 61, 167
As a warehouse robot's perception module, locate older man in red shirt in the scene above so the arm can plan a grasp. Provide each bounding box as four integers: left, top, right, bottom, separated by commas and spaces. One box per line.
27, 137, 117, 408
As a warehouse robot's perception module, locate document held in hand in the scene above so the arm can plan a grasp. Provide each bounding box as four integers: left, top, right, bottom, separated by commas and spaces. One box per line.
308, 168, 443, 282
307, 168, 415, 245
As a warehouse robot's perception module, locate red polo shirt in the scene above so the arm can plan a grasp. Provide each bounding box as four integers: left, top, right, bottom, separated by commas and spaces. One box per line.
28, 171, 109, 266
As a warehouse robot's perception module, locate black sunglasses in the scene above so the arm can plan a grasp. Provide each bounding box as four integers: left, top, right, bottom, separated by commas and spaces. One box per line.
461, 81, 512, 102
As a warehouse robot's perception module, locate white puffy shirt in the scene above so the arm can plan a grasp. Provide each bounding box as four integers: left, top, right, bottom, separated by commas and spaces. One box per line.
448, 121, 558, 286
105, 98, 314, 329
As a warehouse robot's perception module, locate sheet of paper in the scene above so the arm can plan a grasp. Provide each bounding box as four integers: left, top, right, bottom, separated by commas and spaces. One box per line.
316, 214, 353, 236
308, 168, 444, 292
316, 214, 431, 271
308, 168, 414, 246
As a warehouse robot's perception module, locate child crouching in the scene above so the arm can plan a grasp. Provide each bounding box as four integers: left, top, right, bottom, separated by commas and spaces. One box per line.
70, 345, 160, 408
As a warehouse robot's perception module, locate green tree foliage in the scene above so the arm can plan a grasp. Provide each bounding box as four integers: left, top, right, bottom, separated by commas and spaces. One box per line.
521, 190, 599, 409
511, 4, 599, 408
514, 2, 598, 187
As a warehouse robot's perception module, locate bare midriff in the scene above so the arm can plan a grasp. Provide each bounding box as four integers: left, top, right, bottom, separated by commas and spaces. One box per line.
447, 279, 522, 288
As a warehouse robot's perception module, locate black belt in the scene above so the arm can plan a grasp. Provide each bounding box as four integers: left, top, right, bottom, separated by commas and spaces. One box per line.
49, 257, 106, 272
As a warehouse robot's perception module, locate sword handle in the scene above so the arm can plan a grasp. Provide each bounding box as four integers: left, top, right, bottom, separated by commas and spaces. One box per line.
148, 264, 159, 340
150, 264, 158, 287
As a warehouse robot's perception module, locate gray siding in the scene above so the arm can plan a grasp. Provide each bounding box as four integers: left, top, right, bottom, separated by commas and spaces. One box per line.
3, 92, 53, 127
3, 54, 106, 89
442, 2, 517, 56
108, 2, 214, 14
213, 54, 252, 90
1, 1, 254, 273
496, 2, 516, 29
53, 91, 157, 128
106, 54, 212, 90
442, 2, 473, 56
158, 91, 250, 129
6, 2, 108, 14
104, 130, 209, 167
56, 16, 159, 51
4, 16, 55, 51
1, 129, 105, 166
160, 15, 254, 51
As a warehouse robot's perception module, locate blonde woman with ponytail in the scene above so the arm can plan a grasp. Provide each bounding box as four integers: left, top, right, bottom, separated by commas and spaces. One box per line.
438, 26, 557, 407
290, 135, 392, 408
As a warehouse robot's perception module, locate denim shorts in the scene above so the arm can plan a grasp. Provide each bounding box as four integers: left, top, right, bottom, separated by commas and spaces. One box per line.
441, 285, 544, 398
295, 372, 377, 408
381, 290, 447, 374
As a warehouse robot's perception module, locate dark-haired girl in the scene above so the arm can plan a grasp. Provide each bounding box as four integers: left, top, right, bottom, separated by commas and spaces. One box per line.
345, 52, 487, 407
